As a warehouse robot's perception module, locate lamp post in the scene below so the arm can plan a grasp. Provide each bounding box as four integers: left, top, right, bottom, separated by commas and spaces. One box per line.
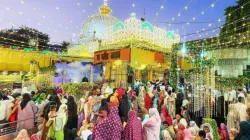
62, 70, 67, 85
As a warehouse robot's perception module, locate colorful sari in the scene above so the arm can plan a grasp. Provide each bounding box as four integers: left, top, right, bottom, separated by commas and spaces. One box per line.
92, 107, 122, 140
122, 110, 142, 140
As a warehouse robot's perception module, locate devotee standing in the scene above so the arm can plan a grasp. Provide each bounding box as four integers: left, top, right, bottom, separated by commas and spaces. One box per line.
189, 121, 200, 140
122, 110, 142, 140
46, 103, 67, 140
235, 121, 250, 140
65, 96, 78, 129
234, 97, 247, 128
119, 94, 130, 122
143, 108, 161, 140
0, 93, 14, 124
17, 93, 38, 130
227, 103, 237, 130
92, 107, 122, 140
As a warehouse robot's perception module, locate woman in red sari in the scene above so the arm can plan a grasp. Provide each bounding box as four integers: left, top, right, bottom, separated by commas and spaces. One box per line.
161, 107, 173, 126
144, 92, 151, 111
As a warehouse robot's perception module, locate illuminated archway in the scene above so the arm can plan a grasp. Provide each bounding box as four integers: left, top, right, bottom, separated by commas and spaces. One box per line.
113, 22, 125, 32
141, 21, 154, 32
166, 31, 175, 40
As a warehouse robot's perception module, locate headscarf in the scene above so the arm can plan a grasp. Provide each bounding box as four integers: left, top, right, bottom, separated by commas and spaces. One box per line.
35, 93, 46, 104
119, 94, 129, 122
99, 98, 109, 112
52, 104, 67, 131
143, 108, 161, 140
149, 108, 160, 120
176, 124, 185, 140
236, 121, 250, 140
51, 95, 61, 111
142, 114, 149, 127
14, 129, 29, 140
189, 121, 199, 139
118, 87, 125, 99
144, 92, 151, 111
183, 129, 192, 140
122, 110, 142, 140
92, 107, 122, 140
220, 123, 229, 140
201, 123, 213, 140
161, 107, 173, 125
20, 93, 31, 110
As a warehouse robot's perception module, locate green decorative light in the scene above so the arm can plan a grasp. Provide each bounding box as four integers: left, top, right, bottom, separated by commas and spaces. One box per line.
11, 45, 18, 49
41, 49, 53, 54
59, 51, 67, 55
166, 31, 175, 40
24, 48, 34, 52
141, 21, 153, 32
113, 22, 125, 32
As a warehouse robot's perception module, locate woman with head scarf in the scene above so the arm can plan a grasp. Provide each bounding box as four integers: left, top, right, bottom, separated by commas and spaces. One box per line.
122, 110, 142, 140
236, 121, 250, 140
144, 92, 152, 111
66, 96, 78, 129
176, 123, 185, 140
227, 104, 236, 130
152, 93, 159, 110
119, 94, 129, 122
218, 123, 229, 140
36, 93, 48, 126
97, 99, 109, 124
184, 129, 193, 140
161, 121, 173, 140
161, 107, 173, 125
17, 93, 38, 130
92, 107, 122, 140
189, 121, 200, 140
90, 96, 102, 124
176, 92, 184, 115
143, 108, 161, 140
14, 129, 30, 140
201, 123, 213, 140
46, 103, 67, 140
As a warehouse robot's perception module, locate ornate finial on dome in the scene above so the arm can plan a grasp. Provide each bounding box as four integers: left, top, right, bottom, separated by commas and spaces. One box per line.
131, 13, 136, 18
100, 0, 111, 15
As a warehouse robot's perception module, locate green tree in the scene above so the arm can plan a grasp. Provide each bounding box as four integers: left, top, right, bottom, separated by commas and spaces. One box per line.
220, 0, 250, 36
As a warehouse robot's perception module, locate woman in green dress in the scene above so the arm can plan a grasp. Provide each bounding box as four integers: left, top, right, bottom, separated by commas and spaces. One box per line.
46, 103, 67, 140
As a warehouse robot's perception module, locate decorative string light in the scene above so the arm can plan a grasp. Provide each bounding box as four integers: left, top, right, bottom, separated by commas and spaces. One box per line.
181, 0, 250, 41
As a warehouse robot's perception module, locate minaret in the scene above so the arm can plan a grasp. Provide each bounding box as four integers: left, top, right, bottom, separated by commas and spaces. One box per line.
100, 0, 111, 15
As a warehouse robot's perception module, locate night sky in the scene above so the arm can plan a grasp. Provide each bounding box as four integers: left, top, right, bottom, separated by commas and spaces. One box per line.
0, 0, 237, 43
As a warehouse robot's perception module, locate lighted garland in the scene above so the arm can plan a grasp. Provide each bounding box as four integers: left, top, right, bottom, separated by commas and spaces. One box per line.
39, 66, 56, 74
170, 44, 178, 91
140, 66, 150, 85
63, 82, 94, 95
216, 77, 250, 88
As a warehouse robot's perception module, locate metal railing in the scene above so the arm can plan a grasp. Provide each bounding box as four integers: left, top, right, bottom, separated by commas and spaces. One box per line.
0, 117, 41, 136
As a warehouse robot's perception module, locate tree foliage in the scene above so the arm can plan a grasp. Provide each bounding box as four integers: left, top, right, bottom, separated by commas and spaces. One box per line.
220, 0, 250, 36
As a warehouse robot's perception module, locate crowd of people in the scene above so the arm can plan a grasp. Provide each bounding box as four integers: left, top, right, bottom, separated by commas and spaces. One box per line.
0, 82, 250, 140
